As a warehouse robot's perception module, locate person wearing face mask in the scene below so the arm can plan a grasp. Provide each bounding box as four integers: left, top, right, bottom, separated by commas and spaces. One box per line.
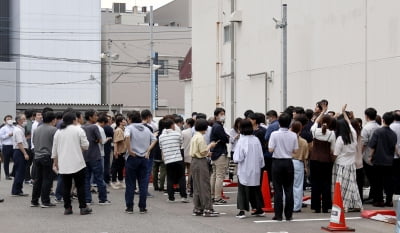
210, 108, 230, 205
0, 115, 15, 180
11, 114, 30, 196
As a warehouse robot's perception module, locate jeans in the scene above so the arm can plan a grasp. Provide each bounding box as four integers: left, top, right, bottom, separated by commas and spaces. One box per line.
2, 145, 13, 177
152, 161, 166, 190
292, 159, 304, 211
111, 153, 125, 182
55, 175, 64, 200
125, 156, 147, 209
11, 149, 27, 195
85, 159, 107, 203
62, 168, 87, 209
166, 161, 187, 200
31, 157, 53, 204
210, 154, 227, 199
272, 158, 294, 219
25, 148, 34, 181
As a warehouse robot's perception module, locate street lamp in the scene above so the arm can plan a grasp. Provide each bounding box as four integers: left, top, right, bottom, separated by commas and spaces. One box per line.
101, 41, 119, 116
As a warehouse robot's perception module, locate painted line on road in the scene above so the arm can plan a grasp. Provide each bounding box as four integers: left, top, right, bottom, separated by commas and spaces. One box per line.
213, 204, 237, 207
254, 217, 362, 223
222, 191, 238, 194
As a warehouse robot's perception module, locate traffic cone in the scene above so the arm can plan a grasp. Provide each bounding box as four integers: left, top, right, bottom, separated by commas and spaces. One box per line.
221, 189, 230, 200
261, 171, 274, 212
321, 182, 355, 232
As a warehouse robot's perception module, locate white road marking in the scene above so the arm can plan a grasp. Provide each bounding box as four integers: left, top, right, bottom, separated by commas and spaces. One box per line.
254, 217, 362, 223
213, 204, 237, 207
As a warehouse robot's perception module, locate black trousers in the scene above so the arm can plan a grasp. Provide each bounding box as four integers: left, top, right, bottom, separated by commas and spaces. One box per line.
25, 148, 34, 181
111, 154, 125, 182
237, 178, 264, 211
393, 159, 400, 195
373, 165, 394, 203
166, 161, 187, 200
272, 158, 294, 219
310, 160, 333, 212
363, 161, 377, 200
2, 145, 13, 177
356, 168, 364, 202
103, 147, 111, 184
31, 157, 53, 204
62, 168, 87, 209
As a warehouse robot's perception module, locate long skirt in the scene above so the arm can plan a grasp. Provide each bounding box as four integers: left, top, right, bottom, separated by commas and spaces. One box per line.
332, 163, 362, 210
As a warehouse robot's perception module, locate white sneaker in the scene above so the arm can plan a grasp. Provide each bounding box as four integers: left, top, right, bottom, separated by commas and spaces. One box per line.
119, 181, 126, 189
181, 198, 189, 203
110, 182, 120, 190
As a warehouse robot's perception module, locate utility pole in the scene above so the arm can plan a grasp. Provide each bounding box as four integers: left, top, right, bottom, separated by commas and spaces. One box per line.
273, 4, 288, 111
149, 6, 155, 115
107, 39, 112, 115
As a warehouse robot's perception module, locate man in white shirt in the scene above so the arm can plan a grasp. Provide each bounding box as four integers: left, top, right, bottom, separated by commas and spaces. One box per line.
0, 115, 15, 180
361, 107, 380, 203
268, 113, 299, 221
11, 114, 29, 196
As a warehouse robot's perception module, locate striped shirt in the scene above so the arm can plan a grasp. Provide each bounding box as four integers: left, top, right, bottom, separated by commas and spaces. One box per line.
159, 129, 183, 164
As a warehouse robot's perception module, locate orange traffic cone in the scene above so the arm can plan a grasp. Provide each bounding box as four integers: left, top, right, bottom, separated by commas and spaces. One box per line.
261, 171, 274, 212
321, 182, 355, 232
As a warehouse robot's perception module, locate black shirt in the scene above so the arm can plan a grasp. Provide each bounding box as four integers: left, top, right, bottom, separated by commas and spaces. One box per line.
210, 121, 229, 160
254, 127, 267, 153
369, 126, 397, 166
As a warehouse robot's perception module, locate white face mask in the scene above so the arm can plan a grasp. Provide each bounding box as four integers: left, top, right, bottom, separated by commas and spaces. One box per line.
6, 119, 13, 125
219, 116, 225, 122
21, 121, 27, 127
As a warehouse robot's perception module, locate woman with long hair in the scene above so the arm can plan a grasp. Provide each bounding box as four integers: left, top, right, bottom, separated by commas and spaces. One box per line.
310, 103, 336, 213
332, 105, 362, 212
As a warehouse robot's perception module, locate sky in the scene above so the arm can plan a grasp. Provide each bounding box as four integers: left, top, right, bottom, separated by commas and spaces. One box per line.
101, 0, 175, 10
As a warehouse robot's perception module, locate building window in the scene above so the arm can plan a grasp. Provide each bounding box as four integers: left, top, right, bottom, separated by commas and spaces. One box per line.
224, 25, 231, 43
178, 60, 184, 70
158, 60, 168, 76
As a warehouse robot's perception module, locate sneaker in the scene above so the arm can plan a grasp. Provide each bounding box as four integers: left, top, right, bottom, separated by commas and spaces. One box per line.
80, 207, 92, 215
110, 182, 120, 190
0, 198, 4, 203
11, 193, 29, 197
125, 207, 133, 214
99, 200, 111, 205
24, 180, 33, 185
147, 193, 153, 198
236, 211, 246, 219
30, 202, 40, 207
203, 209, 219, 217
272, 216, 283, 221
64, 208, 73, 215
120, 182, 126, 189
41, 203, 56, 208
167, 199, 175, 203
5, 176, 12, 180
139, 208, 147, 214
213, 199, 227, 205
192, 210, 204, 216
54, 198, 63, 204
251, 209, 265, 217
181, 198, 189, 203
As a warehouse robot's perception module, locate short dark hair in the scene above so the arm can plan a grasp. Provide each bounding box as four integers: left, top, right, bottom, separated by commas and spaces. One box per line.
84, 109, 97, 121
55, 112, 63, 120
43, 111, 56, 123
164, 119, 175, 129
196, 113, 207, 120
383, 112, 394, 126
24, 109, 34, 118
244, 110, 254, 118
305, 109, 314, 120
278, 113, 292, 128
195, 118, 208, 132
214, 107, 225, 117
284, 106, 295, 117
97, 114, 108, 124
127, 111, 141, 123
294, 114, 308, 126
320, 99, 329, 105
174, 115, 184, 124
115, 116, 125, 129
256, 113, 266, 125
266, 110, 278, 118
141, 109, 152, 120
42, 107, 54, 114
191, 112, 197, 117
294, 107, 305, 114
364, 108, 377, 121
185, 118, 195, 128
394, 110, 400, 122
240, 119, 254, 135
75, 111, 82, 120
3, 115, 12, 121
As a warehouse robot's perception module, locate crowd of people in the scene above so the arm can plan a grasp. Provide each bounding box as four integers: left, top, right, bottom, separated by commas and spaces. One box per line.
0, 99, 398, 220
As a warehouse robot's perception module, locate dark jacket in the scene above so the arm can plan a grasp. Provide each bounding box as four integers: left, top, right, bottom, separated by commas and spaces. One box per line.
210, 121, 229, 161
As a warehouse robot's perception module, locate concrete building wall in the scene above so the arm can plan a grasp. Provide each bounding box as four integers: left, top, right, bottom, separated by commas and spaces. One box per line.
101, 24, 191, 115
0, 0, 10, 61
192, 0, 400, 127
149, 0, 192, 27
11, 0, 101, 104
0, 62, 17, 117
